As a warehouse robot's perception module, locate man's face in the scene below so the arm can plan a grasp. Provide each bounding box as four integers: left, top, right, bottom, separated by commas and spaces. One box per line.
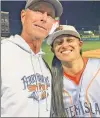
21, 2, 56, 40
53, 35, 83, 62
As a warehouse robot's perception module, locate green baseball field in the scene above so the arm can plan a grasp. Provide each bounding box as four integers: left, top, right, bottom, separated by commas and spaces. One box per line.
42, 40, 100, 67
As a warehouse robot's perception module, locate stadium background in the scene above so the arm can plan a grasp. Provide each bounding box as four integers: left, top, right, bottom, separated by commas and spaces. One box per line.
1, 1, 100, 66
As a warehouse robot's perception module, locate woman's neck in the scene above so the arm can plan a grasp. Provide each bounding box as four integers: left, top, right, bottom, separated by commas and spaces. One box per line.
62, 56, 84, 76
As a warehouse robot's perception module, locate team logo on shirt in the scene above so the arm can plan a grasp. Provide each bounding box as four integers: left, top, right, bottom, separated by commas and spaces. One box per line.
21, 73, 50, 101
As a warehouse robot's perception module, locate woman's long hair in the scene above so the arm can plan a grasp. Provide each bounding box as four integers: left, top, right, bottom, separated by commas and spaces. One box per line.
50, 56, 67, 117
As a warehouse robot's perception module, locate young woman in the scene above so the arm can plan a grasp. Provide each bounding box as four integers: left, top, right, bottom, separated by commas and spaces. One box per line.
47, 25, 100, 117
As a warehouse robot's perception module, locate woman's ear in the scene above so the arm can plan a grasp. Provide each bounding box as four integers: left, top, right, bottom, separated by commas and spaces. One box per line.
79, 40, 83, 47
51, 47, 54, 53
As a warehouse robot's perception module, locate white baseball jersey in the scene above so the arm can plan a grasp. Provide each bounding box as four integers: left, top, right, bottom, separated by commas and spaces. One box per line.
1, 35, 52, 117
63, 58, 100, 117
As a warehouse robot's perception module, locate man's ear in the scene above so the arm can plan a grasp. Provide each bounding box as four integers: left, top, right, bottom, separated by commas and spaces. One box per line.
21, 10, 26, 26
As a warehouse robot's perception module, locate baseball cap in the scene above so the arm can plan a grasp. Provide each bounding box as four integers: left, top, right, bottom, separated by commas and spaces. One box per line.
47, 25, 81, 45
25, 0, 63, 17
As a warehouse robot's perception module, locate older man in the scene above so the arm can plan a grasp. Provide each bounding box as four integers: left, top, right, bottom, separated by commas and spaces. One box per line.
1, 0, 63, 117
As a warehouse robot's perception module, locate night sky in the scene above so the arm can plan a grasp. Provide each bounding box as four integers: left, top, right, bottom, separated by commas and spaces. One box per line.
1, 1, 100, 35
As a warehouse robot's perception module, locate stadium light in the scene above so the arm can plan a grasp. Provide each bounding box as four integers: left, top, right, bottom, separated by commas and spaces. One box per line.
66, 20, 67, 25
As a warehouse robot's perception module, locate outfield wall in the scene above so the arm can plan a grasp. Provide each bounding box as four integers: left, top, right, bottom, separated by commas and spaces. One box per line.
82, 37, 100, 41
81, 35, 100, 41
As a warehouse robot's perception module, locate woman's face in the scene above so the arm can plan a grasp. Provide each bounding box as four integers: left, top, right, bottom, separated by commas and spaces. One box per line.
53, 34, 83, 62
